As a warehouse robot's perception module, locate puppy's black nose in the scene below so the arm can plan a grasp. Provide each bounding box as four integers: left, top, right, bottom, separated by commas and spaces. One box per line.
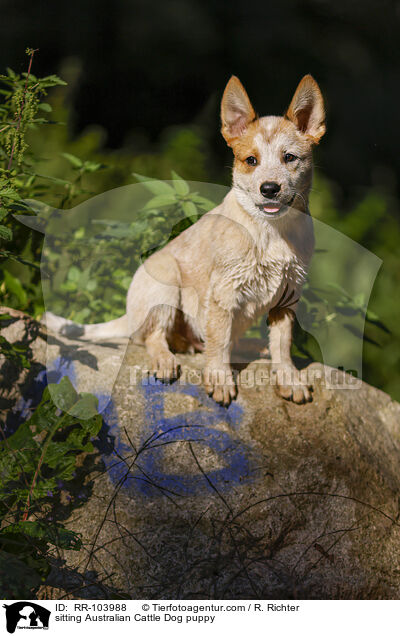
260, 181, 281, 198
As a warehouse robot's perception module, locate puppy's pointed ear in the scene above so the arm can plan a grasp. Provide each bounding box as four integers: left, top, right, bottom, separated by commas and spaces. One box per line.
221, 76, 256, 145
286, 75, 326, 143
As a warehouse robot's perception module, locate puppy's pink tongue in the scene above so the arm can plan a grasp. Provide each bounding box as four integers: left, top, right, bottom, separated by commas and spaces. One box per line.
263, 204, 280, 213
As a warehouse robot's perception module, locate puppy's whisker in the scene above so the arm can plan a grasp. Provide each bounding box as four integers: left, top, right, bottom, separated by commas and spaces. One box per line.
294, 191, 308, 209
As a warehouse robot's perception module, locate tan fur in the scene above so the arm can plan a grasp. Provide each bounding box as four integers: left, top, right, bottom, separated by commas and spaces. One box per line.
54, 75, 325, 405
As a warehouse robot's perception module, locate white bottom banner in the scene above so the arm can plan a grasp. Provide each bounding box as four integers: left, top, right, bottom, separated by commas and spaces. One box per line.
1, 600, 399, 635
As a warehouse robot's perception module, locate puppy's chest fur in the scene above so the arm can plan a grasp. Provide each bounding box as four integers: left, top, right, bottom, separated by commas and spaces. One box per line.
227, 230, 307, 316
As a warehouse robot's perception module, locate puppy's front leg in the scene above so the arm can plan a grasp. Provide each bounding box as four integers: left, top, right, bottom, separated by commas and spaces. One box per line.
269, 307, 312, 404
203, 296, 237, 406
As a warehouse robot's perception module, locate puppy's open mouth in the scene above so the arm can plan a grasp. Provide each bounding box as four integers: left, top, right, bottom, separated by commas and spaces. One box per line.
258, 194, 296, 217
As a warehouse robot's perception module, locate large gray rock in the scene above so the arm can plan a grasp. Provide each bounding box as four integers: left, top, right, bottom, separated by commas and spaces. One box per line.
2, 307, 400, 599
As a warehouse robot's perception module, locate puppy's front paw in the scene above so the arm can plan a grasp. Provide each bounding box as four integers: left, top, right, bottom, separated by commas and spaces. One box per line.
273, 365, 313, 404
204, 365, 237, 406
151, 351, 179, 382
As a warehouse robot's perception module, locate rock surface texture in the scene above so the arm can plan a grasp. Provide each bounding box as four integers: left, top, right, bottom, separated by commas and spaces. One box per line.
1, 307, 400, 599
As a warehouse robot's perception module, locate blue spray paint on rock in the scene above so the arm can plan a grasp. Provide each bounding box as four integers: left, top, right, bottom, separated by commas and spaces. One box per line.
99, 379, 253, 498
7, 355, 254, 497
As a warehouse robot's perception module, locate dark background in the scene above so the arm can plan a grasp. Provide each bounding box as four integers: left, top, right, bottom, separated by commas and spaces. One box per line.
1, 0, 399, 197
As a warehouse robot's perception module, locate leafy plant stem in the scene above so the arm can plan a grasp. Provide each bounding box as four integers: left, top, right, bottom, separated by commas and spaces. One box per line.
7, 48, 38, 172
22, 411, 68, 522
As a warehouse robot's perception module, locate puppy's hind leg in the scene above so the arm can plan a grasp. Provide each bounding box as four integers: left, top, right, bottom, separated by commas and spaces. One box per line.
127, 251, 182, 382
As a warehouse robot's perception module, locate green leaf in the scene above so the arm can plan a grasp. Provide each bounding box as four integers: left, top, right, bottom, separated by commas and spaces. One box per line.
39, 74, 68, 87
3, 270, 27, 305
61, 152, 83, 168
182, 201, 197, 218
365, 309, 379, 322
86, 279, 97, 292
1, 522, 82, 551
0, 186, 20, 200
38, 102, 52, 112
68, 393, 99, 420
60, 280, 77, 292
171, 170, 189, 195
82, 160, 106, 173
50, 376, 78, 412
142, 193, 177, 210
190, 193, 216, 211
133, 173, 175, 195
74, 307, 91, 323
67, 265, 81, 282
6, 67, 17, 79
0, 225, 12, 241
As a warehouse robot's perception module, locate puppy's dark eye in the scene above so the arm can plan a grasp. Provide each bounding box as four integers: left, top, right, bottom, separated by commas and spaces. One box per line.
245, 156, 257, 166
284, 152, 298, 163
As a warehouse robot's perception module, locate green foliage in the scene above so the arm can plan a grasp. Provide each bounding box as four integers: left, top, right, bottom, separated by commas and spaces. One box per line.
0, 50, 67, 256
0, 52, 62, 371
0, 51, 62, 327
0, 334, 30, 368
0, 376, 102, 597
0, 51, 106, 319
0, 53, 106, 598
309, 173, 400, 396
42, 171, 215, 323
